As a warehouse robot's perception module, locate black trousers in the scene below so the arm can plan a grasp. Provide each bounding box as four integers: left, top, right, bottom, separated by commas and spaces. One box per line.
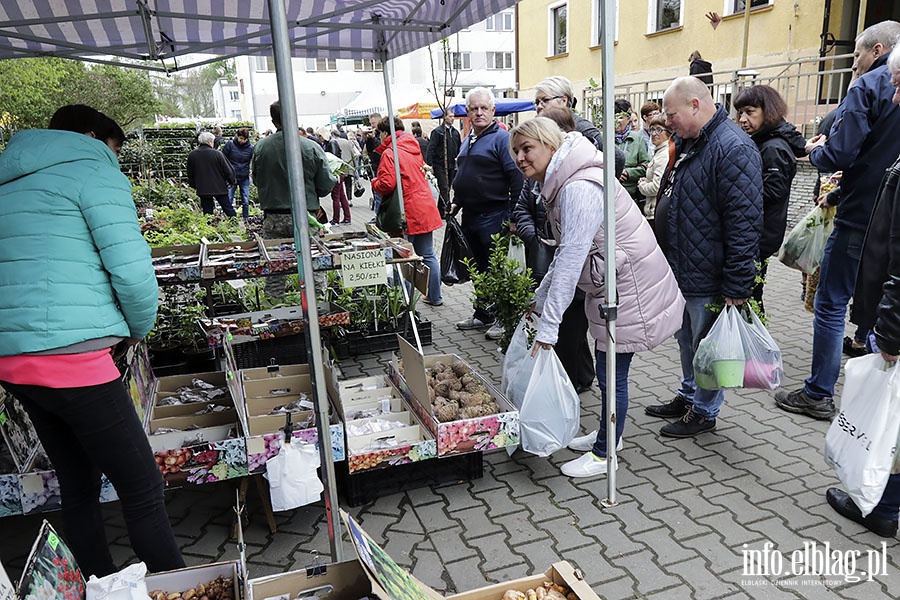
200, 194, 237, 217
554, 295, 595, 389
434, 167, 455, 213
1, 379, 185, 577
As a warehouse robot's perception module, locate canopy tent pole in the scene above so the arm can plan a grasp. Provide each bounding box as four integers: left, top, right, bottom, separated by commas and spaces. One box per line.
267, 0, 342, 561
378, 28, 406, 225
600, 0, 619, 508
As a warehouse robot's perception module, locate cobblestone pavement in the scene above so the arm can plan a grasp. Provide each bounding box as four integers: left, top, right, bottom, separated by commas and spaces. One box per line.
2, 195, 899, 599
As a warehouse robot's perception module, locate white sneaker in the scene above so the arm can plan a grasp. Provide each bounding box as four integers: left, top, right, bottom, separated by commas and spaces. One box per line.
567, 431, 624, 453
560, 452, 618, 478
485, 323, 504, 340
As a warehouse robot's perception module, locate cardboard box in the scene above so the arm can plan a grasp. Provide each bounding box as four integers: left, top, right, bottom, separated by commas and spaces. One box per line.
448, 563, 599, 600
262, 237, 297, 274
242, 363, 309, 380
145, 561, 243, 600
203, 239, 269, 279
248, 558, 374, 600
151, 244, 203, 283
390, 337, 519, 457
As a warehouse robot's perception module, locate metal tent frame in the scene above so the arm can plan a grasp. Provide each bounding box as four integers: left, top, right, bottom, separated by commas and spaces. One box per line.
0, 0, 622, 555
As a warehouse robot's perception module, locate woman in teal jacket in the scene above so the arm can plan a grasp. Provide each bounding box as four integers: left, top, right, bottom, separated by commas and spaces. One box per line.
0, 105, 184, 576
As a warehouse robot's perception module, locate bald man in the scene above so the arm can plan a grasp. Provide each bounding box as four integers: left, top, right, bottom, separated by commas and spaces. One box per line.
645, 76, 763, 438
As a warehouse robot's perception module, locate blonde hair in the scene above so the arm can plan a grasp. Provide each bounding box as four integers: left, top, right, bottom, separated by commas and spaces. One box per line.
509, 117, 565, 158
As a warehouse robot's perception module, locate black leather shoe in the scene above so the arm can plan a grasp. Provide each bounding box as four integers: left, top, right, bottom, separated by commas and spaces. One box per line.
659, 409, 716, 438
842, 336, 867, 358
774, 388, 836, 420
645, 394, 691, 419
826, 488, 898, 538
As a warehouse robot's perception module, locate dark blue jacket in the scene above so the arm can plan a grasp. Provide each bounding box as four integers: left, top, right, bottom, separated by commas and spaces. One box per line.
452, 121, 524, 214
659, 106, 763, 298
222, 137, 254, 180
809, 55, 900, 232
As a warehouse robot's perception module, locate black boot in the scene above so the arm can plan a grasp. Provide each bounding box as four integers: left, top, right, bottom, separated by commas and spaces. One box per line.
645, 394, 691, 419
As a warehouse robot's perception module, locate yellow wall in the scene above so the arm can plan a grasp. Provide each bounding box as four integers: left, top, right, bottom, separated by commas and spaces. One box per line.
517, 1, 842, 98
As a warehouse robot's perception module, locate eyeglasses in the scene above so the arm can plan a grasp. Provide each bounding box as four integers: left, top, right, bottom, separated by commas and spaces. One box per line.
649, 127, 667, 134
534, 95, 565, 106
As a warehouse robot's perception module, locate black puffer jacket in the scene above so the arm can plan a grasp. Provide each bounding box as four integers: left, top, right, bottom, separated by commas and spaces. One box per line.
751, 120, 807, 259
851, 156, 900, 356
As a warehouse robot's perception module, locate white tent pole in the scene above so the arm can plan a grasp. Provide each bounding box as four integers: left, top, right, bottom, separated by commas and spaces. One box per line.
379, 34, 406, 224
601, 0, 619, 508
267, 0, 342, 561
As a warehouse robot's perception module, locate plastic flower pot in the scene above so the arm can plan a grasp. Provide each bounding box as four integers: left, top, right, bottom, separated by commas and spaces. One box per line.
711, 360, 745, 388
743, 360, 783, 390
695, 371, 719, 390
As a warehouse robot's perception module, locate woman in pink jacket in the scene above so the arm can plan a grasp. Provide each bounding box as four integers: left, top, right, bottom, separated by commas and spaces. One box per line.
373, 116, 444, 305
510, 117, 684, 478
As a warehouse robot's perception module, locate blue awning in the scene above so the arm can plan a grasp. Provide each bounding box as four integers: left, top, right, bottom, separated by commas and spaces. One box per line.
430, 98, 536, 118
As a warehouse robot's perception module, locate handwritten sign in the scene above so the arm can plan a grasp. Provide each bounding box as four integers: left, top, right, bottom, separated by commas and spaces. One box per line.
341, 249, 387, 288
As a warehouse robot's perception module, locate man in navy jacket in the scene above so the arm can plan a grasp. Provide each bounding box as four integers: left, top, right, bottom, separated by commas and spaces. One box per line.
451, 87, 524, 337
775, 20, 900, 420
646, 76, 763, 438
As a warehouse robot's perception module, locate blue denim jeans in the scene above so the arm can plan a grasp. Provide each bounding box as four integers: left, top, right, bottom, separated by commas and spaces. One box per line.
805, 226, 865, 399
872, 473, 900, 522
461, 208, 506, 323
408, 231, 442, 304
228, 178, 251, 219
591, 350, 634, 457
674, 295, 725, 418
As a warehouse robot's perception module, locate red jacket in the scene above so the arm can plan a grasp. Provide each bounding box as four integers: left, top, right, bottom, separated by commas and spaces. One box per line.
373, 133, 442, 235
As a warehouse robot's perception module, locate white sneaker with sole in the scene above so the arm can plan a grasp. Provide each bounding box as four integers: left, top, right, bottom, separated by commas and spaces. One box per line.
485, 324, 504, 340
456, 317, 488, 330
560, 452, 617, 478
567, 431, 624, 452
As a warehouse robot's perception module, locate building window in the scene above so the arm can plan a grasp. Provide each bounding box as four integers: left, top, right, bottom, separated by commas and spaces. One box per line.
254, 56, 275, 72
650, 0, 682, 32
486, 11, 513, 31
727, 0, 770, 15
444, 52, 471, 71
486, 52, 513, 70
592, 0, 619, 45
353, 59, 383, 72
305, 58, 337, 72
230, 110, 242, 118
549, 3, 567, 56
228, 90, 239, 101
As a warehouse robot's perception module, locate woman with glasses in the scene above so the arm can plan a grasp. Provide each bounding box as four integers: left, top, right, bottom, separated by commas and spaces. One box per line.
733, 84, 806, 308
637, 115, 673, 228
613, 98, 651, 209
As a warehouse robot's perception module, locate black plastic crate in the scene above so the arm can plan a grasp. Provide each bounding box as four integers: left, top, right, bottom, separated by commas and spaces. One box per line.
231, 335, 309, 369
333, 319, 432, 358
337, 451, 483, 507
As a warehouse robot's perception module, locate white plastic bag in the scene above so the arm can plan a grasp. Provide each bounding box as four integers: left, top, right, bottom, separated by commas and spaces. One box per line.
265, 439, 324, 511
501, 314, 538, 407
86, 563, 149, 600
735, 308, 783, 390
518, 348, 581, 457
824, 355, 900, 517
693, 306, 746, 390
778, 205, 836, 274
508, 238, 527, 274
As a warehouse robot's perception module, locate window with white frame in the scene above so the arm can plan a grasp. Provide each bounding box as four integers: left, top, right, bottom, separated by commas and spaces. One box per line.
230, 110, 242, 118
444, 52, 471, 71
228, 90, 239, 101
353, 59, 383, 72
591, 0, 619, 45
548, 2, 567, 56
305, 58, 337, 72
486, 52, 513, 70
726, 0, 771, 15
486, 11, 514, 31
254, 56, 275, 72
650, 0, 682, 32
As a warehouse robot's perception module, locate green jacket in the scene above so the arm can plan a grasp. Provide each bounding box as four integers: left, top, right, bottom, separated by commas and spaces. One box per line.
0, 130, 158, 355
251, 130, 337, 211
616, 130, 651, 199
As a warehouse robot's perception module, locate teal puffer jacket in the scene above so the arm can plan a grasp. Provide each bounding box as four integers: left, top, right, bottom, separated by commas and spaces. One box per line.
0, 129, 158, 356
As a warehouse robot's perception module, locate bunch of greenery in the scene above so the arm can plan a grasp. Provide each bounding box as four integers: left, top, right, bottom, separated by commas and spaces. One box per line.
141, 202, 249, 247
462, 230, 536, 352
131, 178, 197, 208
319, 272, 412, 332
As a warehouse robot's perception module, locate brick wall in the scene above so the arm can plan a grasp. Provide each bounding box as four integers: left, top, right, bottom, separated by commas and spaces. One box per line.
787, 159, 820, 228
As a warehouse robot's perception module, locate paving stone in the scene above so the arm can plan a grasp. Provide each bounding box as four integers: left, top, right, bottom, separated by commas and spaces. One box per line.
695, 511, 766, 547
588, 576, 641, 600
483, 561, 532, 584
631, 527, 697, 567
466, 531, 522, 569
651, 505, 715, 541
353, 511, 399, 544
452, 503, 505, 538
493, 512, 552, 546
609, 548, 682, 595
380, 531, 425, 569
444, 556, 491, 594
474, 486, 525, 518
560, 545, 629, 585
429, 527, 476, 564
410, 548, 450, 593
666, 488, 729, 522
582, 520, 645, 557
410, 500, 458, 531
558, 495, 619, 528
666, 555, 742, 599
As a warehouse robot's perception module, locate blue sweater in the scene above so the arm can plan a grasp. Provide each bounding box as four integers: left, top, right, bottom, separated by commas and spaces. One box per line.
452, 121, 524, 214
0, 130, 158, 355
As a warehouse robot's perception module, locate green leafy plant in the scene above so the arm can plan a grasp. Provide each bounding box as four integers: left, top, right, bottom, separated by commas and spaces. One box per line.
462, 230, 536, 352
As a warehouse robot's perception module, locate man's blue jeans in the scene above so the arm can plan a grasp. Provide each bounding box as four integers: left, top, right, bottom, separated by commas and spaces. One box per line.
228, 178, 251, 219
872, 473, 900, 522
674, 295, 725, 418
461, 208, 506, 324
408, 231, 442, 304
592, 350, 634, 458
805, 226, 865, 399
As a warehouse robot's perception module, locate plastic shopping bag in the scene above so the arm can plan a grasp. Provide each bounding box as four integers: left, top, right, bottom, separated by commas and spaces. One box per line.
501, 314, 539, 407
86, 563, 149, 600
778, 205, 836, 274
518, 348, 581, 457
440, 215, 474, 285
693, 306, 745, 390
735, 308, 783, 390
265, 439, 323, 511
824, 355, 900, 516
508, 237, 527, 274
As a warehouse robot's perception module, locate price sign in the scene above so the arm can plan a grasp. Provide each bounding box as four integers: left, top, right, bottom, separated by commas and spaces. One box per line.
341, 249, 387, 289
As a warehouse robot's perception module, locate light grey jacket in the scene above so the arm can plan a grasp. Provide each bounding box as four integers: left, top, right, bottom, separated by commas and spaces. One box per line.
534, 133, 684, 352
